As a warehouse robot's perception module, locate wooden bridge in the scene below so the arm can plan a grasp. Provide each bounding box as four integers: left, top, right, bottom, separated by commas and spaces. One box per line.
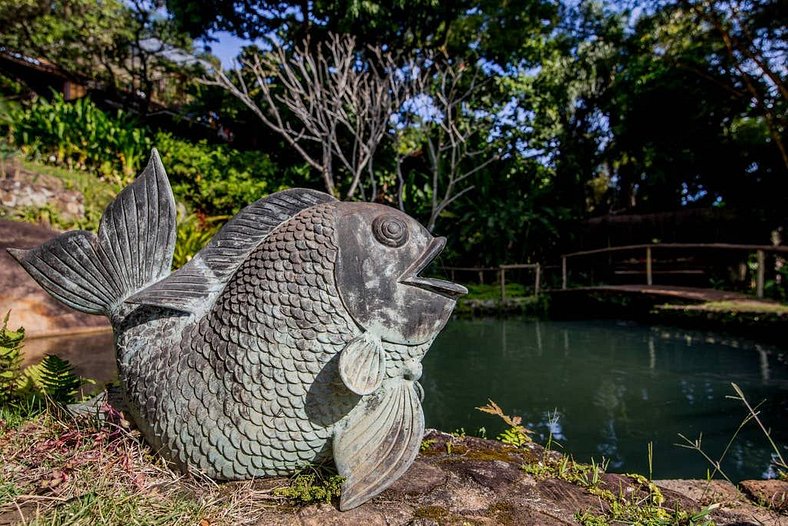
442, 243, 788, 304
558, 243, 788, 302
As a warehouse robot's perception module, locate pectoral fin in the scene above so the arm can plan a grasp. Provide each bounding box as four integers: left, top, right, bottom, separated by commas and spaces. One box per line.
338, 334, 386, 396
333, 380, 424, 510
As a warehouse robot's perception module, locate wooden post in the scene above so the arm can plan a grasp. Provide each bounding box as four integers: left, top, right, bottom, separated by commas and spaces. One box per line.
534, 264, 541, 296
562, 256, 567, 289
646, 247, 653, 286
450, 269, 455, 282
479, 270, 484, 285
756, 249, 765, 298
500, 267, 506, 302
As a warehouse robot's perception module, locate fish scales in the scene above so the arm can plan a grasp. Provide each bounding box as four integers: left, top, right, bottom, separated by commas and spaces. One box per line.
10, 151, 466, 509
116, 203, 357, 477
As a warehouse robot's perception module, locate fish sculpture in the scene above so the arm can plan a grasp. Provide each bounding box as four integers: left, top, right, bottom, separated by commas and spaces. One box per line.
9, 150, 466, 510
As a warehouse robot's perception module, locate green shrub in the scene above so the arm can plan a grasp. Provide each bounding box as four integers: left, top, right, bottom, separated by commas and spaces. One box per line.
0, 312, 24, 405
8, 93, 150, 182
172, 211, 228, 269
5, 94, 302, 216
156, 132, 285, 215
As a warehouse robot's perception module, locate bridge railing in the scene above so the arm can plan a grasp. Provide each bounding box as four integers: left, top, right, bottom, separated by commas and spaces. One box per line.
560, 243, 788, 298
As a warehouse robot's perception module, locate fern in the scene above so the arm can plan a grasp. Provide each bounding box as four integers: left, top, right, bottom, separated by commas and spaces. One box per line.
499, 427, 531, 447
476, 399, 533, 446
0, 313, 90, 414
21, 355, 84, 404
0, 312, 24, 404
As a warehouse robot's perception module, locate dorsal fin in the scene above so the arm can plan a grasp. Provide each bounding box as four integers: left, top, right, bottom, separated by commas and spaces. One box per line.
125, 188, 335, 313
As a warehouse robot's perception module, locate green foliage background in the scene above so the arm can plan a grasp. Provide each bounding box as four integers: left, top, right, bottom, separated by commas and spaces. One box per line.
1, 0, 785, 269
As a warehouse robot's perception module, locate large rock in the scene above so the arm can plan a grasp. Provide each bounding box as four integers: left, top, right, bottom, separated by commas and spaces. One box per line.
0, 176, 84, 223
739, 479, 788, 513
226, 431, 785, 525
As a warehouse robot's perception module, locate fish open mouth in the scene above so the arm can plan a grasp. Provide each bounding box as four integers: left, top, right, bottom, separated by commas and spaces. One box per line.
400, 237, 468, 299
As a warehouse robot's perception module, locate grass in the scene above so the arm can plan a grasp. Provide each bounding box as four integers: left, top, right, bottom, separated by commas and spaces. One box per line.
478, 403, 718, 526
0, 155, 120, 232
658, 300, 788, 315
651, 298, 788, 343
455, 284, 549, 317
272, 470, 344, 504
1, 391, 781, 524
463, 282, 530, 300
0, 404, 336, 525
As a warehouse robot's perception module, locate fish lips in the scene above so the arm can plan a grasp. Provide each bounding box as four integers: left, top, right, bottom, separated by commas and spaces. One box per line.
399, 237, 468, 299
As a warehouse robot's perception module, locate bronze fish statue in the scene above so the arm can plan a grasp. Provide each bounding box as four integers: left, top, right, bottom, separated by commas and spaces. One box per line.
9, 150, 466, 510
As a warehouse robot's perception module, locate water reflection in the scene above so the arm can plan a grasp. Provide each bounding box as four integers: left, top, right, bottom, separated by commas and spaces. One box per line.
422, 318, 788, 481
23, 330, 116, 386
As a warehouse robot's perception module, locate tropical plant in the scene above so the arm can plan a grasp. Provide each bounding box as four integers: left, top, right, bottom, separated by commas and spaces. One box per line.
5, 98, 298, 218
172, 211, 228, 268
8, 93, 150, 182
0, 312, 24, 405
0, 312, 89, 406
156, 131, 286, 215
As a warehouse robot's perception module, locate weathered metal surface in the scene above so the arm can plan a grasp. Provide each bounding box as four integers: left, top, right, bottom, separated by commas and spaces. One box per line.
8, 149, 467, 510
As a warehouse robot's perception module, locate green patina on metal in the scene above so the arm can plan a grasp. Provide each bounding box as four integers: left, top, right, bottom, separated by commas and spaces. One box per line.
9, 149, 466, 510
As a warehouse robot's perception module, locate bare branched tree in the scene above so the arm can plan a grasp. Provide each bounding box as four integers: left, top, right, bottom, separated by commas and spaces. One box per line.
207, 34, 411, 200
396, 61, 500, 231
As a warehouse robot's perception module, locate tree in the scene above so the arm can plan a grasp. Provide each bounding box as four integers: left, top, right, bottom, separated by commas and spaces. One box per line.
166, 0, 469, 50
121, 0, 203, 113
208, 34, 412, 200
598, 0, 786, 214
680, 0, 787, 169
0, 0, 131, 85
395, 60, 500, 231
0, 0, 199, 112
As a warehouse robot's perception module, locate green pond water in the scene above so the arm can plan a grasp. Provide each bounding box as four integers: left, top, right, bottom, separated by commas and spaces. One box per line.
422, 318, 788, 482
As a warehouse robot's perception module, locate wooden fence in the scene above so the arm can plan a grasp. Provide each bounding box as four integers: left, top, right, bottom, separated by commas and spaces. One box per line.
560, 243, 788, 298
442, 264, 541, 301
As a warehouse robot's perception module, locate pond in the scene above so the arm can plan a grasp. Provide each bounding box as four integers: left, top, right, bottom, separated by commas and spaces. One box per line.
29, 319, 787, 482
423, 318, 788, 482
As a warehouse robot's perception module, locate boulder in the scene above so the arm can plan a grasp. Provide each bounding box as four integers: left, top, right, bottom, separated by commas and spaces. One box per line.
233, 431, 785, 525
739, 479, 788, 513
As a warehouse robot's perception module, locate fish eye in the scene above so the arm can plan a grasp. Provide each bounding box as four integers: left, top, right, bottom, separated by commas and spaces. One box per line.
372, 215, 408, 248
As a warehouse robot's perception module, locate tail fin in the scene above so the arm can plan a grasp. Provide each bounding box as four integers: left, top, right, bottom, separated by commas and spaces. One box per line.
8, 149, 176, 317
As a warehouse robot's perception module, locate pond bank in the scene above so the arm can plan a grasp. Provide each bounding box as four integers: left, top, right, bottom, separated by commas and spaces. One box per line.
4, 215, 783, 344
546, 287, 788, 344
0, 408, 784, 526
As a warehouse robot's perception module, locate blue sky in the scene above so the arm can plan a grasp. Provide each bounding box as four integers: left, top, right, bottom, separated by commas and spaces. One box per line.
203, 31, 253, 69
